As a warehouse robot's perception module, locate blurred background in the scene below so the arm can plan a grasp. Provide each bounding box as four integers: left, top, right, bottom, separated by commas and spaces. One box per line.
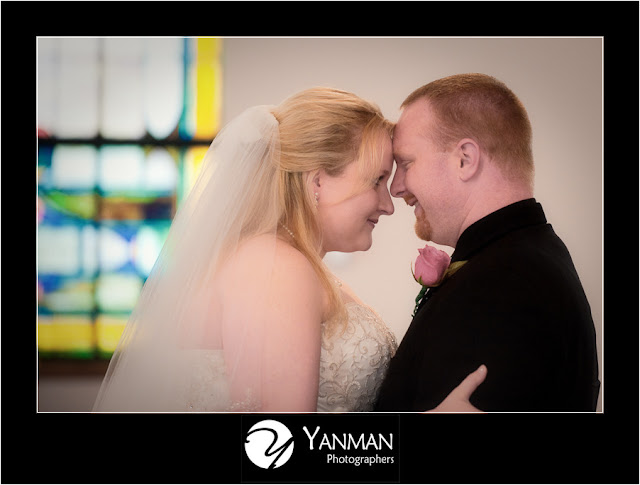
37, 37, 603, 412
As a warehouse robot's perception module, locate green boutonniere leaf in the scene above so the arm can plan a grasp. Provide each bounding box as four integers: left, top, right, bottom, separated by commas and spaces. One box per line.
445, 260, 467, 279
411, 260, 468, 318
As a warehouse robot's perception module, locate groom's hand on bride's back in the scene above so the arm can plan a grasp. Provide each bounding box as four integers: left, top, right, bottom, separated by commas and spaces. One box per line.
426, 365, 487, 413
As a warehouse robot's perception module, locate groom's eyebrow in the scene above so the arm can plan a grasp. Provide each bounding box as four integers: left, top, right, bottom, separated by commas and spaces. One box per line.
393, 149, 407, 161
392, 141, 407, 161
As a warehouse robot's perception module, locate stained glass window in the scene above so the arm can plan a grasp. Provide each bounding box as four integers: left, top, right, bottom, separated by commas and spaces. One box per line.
37, 37, 222, 362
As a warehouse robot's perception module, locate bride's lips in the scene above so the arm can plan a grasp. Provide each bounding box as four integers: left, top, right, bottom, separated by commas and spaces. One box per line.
367, 218, 378, 228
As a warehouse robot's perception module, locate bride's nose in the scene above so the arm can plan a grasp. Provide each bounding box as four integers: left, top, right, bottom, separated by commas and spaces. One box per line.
379, 188, 395, 216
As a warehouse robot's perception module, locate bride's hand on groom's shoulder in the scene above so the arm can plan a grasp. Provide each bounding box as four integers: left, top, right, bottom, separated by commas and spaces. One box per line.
426, 365, 487, 413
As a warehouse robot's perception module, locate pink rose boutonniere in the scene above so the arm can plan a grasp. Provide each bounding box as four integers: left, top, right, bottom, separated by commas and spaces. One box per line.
411, 245, 467, 317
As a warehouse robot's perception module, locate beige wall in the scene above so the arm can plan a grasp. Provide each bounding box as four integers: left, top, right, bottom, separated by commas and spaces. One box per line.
223, 37, 603, 411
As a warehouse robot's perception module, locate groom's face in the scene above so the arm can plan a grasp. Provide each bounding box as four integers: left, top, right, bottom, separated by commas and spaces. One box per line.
391, 99, 460, 246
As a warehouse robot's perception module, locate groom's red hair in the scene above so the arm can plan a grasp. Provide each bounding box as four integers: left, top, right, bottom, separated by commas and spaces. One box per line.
402, 73, 534, 188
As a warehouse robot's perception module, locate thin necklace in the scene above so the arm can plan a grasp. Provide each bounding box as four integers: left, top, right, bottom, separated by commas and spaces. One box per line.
279, 221, 295, 239
279, 222, 342, 287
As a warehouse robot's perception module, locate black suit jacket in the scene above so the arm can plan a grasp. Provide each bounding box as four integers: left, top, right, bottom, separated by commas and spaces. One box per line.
375, 199, 600, 411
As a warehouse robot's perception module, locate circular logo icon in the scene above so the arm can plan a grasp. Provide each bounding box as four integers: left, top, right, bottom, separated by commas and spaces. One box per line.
244, 419, 294, 469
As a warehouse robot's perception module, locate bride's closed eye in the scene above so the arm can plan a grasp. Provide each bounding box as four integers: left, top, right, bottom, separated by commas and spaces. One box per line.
373, 170, 391, 187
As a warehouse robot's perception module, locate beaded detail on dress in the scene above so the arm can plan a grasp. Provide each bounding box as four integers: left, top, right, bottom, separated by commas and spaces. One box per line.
182, 350, 260, 412
317, 302, 397, 412
181, 302, 396, 412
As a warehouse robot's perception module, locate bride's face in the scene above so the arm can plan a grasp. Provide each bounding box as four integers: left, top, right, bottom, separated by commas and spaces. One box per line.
317, 135, 395, 254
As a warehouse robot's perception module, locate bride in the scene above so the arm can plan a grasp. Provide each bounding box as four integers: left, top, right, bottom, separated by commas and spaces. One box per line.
93, 87, 484, 412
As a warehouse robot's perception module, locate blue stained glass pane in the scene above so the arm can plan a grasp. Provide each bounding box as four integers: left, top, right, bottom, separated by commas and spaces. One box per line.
98, 222, 138, 274
178, 38, 195, 140
98, 221, 170, 278
37, 146, 54, 188
38, 37, 222, 362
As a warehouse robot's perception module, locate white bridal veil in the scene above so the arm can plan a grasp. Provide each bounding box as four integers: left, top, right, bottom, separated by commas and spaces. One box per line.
93, 105, 282, 411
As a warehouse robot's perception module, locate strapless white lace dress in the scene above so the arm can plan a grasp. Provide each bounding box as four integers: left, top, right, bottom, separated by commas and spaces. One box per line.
317, 301, 397, 412
183, 302, 396, 412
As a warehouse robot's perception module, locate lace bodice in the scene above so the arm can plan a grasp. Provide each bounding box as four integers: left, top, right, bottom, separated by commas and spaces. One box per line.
317, 302, 397, 412
182, 302, 396, 412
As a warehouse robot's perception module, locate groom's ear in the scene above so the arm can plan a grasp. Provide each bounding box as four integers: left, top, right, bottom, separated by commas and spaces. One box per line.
456, 138, 481, 182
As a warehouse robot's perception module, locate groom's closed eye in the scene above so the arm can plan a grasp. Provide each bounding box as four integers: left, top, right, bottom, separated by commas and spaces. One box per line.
394, 159, 412, 170
393, 150, 411, 164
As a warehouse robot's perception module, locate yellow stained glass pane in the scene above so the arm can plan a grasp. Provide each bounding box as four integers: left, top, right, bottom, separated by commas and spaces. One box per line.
195, 38, 222, 139
95, 315, 128, 355
179, 146, 209, 205
37, 316, 56, 352
43, 315, 95, 353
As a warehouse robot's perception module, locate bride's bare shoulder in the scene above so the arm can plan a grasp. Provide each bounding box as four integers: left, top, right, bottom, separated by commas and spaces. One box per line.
221, 234, 321, 288
218, 234, 328, 323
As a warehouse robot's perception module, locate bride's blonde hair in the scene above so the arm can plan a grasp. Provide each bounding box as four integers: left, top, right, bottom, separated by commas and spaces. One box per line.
272, 87, 393, 334
93, 89, 393, 411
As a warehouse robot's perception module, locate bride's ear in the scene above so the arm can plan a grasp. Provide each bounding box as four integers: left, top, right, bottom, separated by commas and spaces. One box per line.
306, 169, 322, 206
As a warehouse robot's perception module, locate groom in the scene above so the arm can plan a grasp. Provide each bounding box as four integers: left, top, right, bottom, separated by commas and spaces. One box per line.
375, 74, 600, 411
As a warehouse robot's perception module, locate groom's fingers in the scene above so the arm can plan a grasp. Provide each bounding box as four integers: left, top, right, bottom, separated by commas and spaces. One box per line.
452, 364, 487, 401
